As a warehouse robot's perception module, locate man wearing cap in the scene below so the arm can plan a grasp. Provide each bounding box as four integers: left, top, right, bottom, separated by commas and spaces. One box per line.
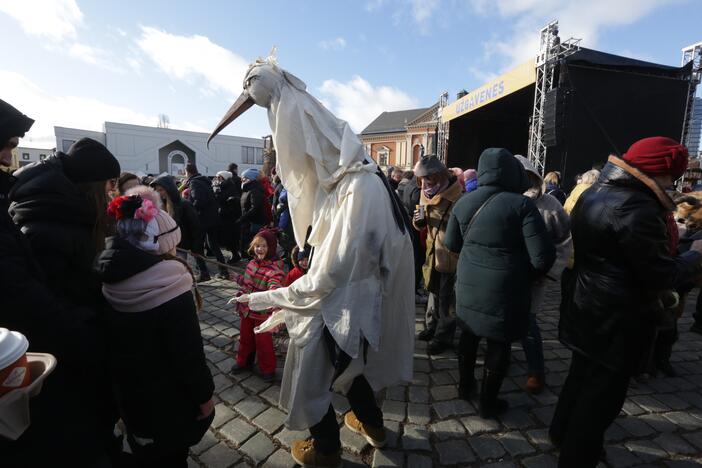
412, 155, 463, 355
552, 136, 702, 467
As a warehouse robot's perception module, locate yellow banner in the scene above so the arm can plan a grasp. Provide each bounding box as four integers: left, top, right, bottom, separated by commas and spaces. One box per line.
442, 59, 536, 122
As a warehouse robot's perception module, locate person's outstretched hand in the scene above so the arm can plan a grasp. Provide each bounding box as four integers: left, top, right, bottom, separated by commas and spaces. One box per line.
197, 397, 215, 420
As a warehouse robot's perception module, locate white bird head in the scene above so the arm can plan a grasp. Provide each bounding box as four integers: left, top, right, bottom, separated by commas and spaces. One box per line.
207, 53, 307, 147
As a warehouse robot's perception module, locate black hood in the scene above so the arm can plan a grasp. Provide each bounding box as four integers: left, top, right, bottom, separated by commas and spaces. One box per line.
95, 236, 162, 284
242, 179, 262, 193
151, 174, 182, 205
0, 99, 33, 147
477, 147, 530, 194
9, 155, 96, 228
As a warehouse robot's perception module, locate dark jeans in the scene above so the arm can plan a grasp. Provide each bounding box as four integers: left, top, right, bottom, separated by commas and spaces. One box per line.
694, 293, 702, 327
550, 351, 631, 468
309, 375, 383, 454
425, 272, 456, 344
521, 313, 545, 375
127, 435, 189, 468
203, 228, 227, 275
457, 327, 512, 378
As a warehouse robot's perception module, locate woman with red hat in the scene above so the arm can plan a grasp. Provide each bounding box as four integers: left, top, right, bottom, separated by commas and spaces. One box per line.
551, 136, 702, 467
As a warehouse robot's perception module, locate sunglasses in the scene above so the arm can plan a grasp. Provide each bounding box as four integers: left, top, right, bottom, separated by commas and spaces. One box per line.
153, 224, 179, 243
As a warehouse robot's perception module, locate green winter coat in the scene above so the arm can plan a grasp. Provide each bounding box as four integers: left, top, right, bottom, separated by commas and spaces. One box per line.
444, 148, 556, 342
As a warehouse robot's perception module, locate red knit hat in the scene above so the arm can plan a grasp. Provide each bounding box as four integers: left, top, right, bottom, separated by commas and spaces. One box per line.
622, 136, 689, 180
251, 229, 278, 259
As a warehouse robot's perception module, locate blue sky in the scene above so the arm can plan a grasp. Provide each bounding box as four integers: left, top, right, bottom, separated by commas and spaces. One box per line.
1, 0, 701, 148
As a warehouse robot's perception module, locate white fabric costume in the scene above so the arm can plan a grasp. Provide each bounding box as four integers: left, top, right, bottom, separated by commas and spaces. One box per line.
209, 55, 415, 429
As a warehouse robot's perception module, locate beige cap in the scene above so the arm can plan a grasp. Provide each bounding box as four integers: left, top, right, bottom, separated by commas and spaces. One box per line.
153, 210, 180, 255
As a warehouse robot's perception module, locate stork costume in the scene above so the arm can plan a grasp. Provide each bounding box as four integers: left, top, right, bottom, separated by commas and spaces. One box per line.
208, 55, 414, 461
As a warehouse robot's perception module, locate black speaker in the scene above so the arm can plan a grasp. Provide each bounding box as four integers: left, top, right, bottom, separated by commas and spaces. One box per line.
543, 87, 567, 147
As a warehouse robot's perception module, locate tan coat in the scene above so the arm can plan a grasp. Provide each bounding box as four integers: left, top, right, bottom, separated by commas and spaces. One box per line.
414, 180, 463, 287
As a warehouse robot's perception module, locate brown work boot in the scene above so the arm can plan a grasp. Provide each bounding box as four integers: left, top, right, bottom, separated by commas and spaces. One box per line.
344, 411, 386, 448
291, 439, 342, 468
525, 374, 545, 394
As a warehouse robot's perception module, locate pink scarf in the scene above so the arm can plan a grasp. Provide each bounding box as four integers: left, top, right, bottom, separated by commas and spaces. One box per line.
422, 178, 449, 199
102, 260, 193, 313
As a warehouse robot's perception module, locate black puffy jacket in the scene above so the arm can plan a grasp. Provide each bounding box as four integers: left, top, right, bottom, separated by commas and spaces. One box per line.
187, 174, 220, 230
560, 156, 702, 371
152, 174, 203, 252
95, 237, 214, 447
215, 178, 241, 226
240, 179, 267, 226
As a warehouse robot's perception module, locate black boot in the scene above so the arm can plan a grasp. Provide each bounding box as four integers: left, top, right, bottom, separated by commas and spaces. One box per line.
418, 327, 434, 341
479, 369, 509, 419
457, 332, 478, 400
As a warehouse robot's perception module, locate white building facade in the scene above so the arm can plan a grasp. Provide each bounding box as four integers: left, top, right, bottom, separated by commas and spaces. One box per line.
55, 122, 264, 177
16, 146, 54, 168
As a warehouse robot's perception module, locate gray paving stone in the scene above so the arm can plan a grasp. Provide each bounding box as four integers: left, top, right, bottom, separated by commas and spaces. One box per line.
624, 440, 667, 463
340, 425, 367, 453
604, 421, 629, 442
430, 418, 466, 440
654, 393, 690, 410
385, 385, 407, 401
211, 403, 237, 429
499, 431, 536, 456
234, 396, 267, 420
461, 415, 501, 435
381, 400, 406, 422
617, 416, 656, 437
433, 398, 475, 419
331, 393, 351, 414
402, 425, 431, 451
653, 433, 697, 455
604, 445, 640, 467
482, 460, 518, 468
435, 439, 476, 465
198, 442, 242, 468
259, 385, 281, 407
682, 430, 702, 450
621, 399, 645, 416
663, 410, 702, 430
408, 385, 429, 403
263, 449, 296, 468
522, 454, 558, 468
430, 371, 454, 386
252, 407, 287, 434
469, 434, 506, 460
274, 427, 308, 449
631, 395, 670, 413
638, 413, 678, 433
525, 428, 554, 451
212, 373, 234, 393
532, 405, 555, 425
219, 417, 256, 446
499, 408, 534, 429
190, 429, 218, 455
430, 385, 458, 401
371, 450, 404, 467
240, 375, 270, 393
406, 403, 431, 425
385, 420, 401, 449
406, 454, 432, 468
239, 432, 275, 465
219, 385, 247, 406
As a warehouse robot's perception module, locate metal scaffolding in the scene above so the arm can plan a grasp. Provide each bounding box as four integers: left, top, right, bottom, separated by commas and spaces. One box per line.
527, 20, 580, 175
681, 42, 702, 151
436, 91, 449, 164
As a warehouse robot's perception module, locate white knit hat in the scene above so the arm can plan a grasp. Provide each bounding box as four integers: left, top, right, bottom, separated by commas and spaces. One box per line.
216, 170, 233, 180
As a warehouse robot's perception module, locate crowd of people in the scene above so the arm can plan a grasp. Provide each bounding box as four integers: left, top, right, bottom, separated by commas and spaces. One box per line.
3, 90, 702, 468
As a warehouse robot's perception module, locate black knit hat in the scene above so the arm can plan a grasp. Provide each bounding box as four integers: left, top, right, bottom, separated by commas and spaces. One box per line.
61, 138, 121, 183
0, 99, 34, 148
413, 154, 446, 177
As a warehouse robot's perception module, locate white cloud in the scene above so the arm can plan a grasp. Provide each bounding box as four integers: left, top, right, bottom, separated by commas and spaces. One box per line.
136, 26, 249, 96
472, 0, 680, 66
0, 70, 156, 148
0, 0, 83, 42
410, 0, 440, 24
318, 37, 347, 51
319, 76, 419, 132
68, 42, 125, 73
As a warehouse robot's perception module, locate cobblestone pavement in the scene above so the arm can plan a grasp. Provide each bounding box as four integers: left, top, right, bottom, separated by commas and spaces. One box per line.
187, 275, 702, 467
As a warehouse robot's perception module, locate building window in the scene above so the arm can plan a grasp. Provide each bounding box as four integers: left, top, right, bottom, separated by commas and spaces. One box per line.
377, 148, 389, 166
22, 153, 30, 160
62, 139, 75, 153
241, 146, 263, 165
39, 154, 47, 161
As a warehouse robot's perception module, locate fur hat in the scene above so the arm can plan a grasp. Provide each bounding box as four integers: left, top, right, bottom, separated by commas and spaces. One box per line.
414, 155, 446, 177
107, 195, 181, 255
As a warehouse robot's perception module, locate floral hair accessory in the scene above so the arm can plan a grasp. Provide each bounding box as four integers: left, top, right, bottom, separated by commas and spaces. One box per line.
134, 199, 158, 222
107, 195, 145, 220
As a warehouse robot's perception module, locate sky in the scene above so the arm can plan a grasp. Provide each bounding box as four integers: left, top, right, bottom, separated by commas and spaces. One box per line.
1, 0, 701, 148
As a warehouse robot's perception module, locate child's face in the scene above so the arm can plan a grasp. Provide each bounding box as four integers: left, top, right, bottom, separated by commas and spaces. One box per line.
253, 238, 268, 259
299, 257, 309, 270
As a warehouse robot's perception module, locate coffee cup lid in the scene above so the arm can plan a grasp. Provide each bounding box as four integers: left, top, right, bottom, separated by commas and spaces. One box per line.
0, 329, 29, 370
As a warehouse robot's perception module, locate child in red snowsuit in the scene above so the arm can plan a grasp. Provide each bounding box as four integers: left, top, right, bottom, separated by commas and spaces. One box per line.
284, 246, 309, 286
230, 229, 284, 382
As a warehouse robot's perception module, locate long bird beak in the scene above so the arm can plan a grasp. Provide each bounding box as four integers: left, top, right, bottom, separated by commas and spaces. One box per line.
207, 91, 255, 148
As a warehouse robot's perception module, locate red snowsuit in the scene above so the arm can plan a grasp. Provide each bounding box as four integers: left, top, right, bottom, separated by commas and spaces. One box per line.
235, 257, 284, 373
